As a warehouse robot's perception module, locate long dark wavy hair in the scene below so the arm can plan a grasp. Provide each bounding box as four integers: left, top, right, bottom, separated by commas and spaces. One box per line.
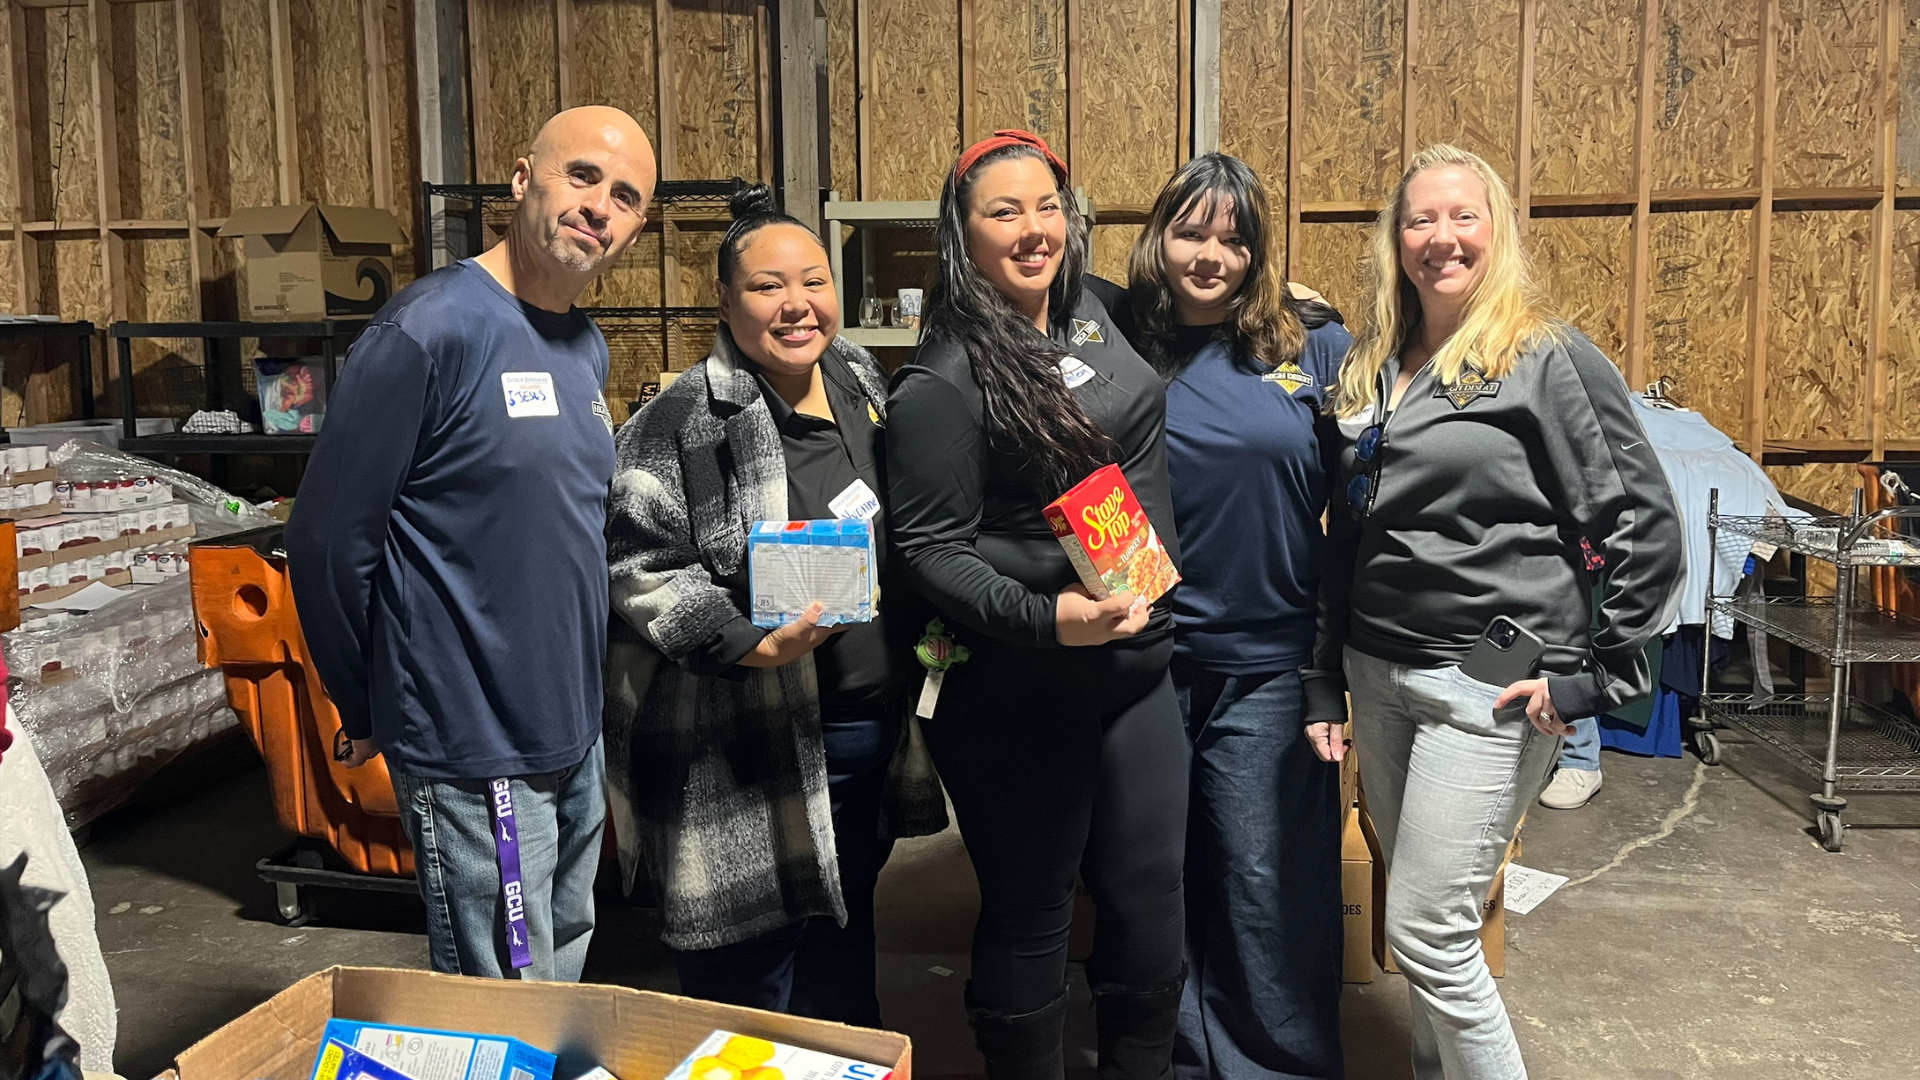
921, 144, 1117, 497
1126, 153, 1306, 378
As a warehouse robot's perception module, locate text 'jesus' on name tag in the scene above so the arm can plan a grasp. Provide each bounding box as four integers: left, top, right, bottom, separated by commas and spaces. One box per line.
502, 372, 560, 418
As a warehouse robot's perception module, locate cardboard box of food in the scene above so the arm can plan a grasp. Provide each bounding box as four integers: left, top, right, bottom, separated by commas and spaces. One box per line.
665, 1031, 893, 1080
748, 519, 878, 628
1363, 800, 1521, 978
1044, 463, 1180, 604
313, 1018, 556, 1080
159, 967, 912, 1080
1340, 806, 1373, 985
219, 204, 405, 320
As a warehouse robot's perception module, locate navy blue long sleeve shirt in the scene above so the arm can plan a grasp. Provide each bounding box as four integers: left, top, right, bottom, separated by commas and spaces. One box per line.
286, 260, 616, 780
1164, 321, 1352, 673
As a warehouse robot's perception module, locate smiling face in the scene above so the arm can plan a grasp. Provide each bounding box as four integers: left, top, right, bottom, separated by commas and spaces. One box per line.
963, 155, 1068, 322
1161, 194, 1251, 324
513, 106, 655, 275
1398, 164, 1492, 321
717, 223, 840, 378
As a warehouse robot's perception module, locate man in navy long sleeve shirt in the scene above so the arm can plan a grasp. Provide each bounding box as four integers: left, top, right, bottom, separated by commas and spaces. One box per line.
286, 106, 656, 980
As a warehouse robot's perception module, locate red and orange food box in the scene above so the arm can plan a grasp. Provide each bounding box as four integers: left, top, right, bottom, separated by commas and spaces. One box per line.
1044, 464, 1180, 604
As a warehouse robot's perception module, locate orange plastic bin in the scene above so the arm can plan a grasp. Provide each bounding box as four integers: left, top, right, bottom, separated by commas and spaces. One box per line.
190, 524, 415, 921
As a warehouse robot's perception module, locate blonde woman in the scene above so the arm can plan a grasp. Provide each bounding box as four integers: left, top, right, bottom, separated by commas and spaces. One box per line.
1301, 144, 1681, 1079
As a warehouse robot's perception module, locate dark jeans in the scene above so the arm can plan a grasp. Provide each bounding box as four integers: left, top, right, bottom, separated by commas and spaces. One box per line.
1174, 663, 1344, 1080
673, 712, 898, 1028
925, 636, 1189, 1013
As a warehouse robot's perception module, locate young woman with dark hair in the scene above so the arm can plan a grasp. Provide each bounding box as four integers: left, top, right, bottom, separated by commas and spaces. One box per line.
604, 183, 945, 1026
885, 131, 1189, 1080
1115, 153, 1352, 1080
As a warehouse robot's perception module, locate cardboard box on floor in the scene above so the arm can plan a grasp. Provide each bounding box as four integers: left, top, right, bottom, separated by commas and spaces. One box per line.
160, 967, 912, 1080
1340, 807, 1373, 984
219, 204, 405, 320
1358, 796, 1520, 979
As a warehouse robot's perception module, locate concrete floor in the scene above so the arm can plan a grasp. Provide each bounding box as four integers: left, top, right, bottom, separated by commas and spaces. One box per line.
80, 732, 1920, 1080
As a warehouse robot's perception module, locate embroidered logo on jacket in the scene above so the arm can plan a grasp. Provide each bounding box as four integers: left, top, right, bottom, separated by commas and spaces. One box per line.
1434, 371, 1502, 410
1071, 319, 1104, 346
1262, 361, 1314, 395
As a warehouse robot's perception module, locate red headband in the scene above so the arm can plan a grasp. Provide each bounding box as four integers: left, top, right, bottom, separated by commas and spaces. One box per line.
954, 129, 1069, 184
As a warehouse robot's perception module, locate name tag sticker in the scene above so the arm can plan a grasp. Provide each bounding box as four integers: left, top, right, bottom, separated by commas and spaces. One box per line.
1059, 356, 1095, 389
830, 478, 881, 521
502, 372, 559, 418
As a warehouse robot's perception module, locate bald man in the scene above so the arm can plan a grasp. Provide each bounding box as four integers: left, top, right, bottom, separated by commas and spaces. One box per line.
288, 107, 657, 980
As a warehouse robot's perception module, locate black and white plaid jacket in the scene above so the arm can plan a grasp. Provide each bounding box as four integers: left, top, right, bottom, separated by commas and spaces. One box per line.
603, 326, 946, 950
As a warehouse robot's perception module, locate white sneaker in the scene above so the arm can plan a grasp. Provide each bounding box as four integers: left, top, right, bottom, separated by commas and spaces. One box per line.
1539, 768, 1604, 809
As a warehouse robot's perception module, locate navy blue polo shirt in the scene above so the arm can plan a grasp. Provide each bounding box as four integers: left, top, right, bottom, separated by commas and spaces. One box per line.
287, 260, 616, 780
1165, 321, 1352, 673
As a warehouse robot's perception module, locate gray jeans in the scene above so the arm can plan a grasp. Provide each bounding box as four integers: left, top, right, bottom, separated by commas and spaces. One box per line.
1345, 648, 1560, 1080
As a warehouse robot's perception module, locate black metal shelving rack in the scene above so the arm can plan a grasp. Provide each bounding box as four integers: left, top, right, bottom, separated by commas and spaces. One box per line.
109, 320, 369, 459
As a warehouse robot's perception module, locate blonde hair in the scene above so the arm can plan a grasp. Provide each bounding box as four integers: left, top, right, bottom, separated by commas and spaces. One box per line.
1332, 143, 1561, 418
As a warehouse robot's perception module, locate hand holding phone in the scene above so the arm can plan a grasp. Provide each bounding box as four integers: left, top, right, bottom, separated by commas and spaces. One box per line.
1465, 617, 1576, 736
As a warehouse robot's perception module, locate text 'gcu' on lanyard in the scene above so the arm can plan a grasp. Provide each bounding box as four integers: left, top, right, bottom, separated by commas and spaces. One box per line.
489, 778, 533, 970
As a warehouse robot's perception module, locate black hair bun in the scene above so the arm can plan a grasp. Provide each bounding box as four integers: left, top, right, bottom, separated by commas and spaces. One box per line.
728, 183, 779, 221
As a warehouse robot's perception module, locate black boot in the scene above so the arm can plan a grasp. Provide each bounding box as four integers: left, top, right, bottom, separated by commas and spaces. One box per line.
1090, 971, 1185, 1080
966, 983, 1069, 1080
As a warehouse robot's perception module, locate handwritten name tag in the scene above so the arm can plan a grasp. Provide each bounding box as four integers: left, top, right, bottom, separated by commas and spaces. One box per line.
502, 372, 559, 418
830, 478, 880, 521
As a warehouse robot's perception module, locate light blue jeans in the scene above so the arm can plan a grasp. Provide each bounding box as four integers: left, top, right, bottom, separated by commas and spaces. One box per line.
1345, 649, 1560, 1080
390, 738, 606, 980
1556, 717, 1600, 771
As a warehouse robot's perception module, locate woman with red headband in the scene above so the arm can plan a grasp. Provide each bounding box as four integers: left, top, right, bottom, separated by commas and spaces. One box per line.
885, 130, 1188, 1080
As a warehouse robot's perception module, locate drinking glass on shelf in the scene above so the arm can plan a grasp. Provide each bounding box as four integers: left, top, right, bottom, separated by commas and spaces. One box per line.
859, 297, 883, 328
882, 299, 899, 328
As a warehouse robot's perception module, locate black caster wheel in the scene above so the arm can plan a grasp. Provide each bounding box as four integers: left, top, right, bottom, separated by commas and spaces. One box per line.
1816, 810, 1845, 853
1695, 730, 1722, 766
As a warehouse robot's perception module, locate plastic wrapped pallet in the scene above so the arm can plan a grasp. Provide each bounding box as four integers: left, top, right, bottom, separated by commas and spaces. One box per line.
4, 444, 272, 826
5, 576, 240, 826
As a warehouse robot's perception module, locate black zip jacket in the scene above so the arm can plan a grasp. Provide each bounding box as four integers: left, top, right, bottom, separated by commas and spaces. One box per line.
1301, 327, 1682, 724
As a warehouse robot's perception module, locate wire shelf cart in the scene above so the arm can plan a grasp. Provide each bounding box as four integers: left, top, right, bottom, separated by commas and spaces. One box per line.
1697, 488, 1920, 850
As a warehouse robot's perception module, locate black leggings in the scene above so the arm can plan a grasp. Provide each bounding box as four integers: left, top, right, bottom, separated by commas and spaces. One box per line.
923, 635, 1189, 1014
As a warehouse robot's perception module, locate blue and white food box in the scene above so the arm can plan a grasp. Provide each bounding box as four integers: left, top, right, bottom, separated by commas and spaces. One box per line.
310, 1019, 556, 1080
312, 1040, 421, 1080
747, 519, 878, 628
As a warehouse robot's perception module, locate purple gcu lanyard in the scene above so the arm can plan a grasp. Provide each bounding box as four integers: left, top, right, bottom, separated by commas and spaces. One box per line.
489, 778, 533, 970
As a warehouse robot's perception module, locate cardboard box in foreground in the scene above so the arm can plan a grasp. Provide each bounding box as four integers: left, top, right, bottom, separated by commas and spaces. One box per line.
161, 967, 912, 1080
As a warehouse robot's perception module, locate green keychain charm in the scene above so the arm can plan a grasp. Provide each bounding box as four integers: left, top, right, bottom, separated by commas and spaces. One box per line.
915, 618, 970, 718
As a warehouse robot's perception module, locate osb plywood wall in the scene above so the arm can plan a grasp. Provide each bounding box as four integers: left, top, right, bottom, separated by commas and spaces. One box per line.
2, 0, 1916, 507
0, 0, 417, 427
834, 0, 1913, 510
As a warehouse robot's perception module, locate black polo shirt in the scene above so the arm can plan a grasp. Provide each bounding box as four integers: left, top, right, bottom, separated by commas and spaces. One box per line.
752, 352, 898, 716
